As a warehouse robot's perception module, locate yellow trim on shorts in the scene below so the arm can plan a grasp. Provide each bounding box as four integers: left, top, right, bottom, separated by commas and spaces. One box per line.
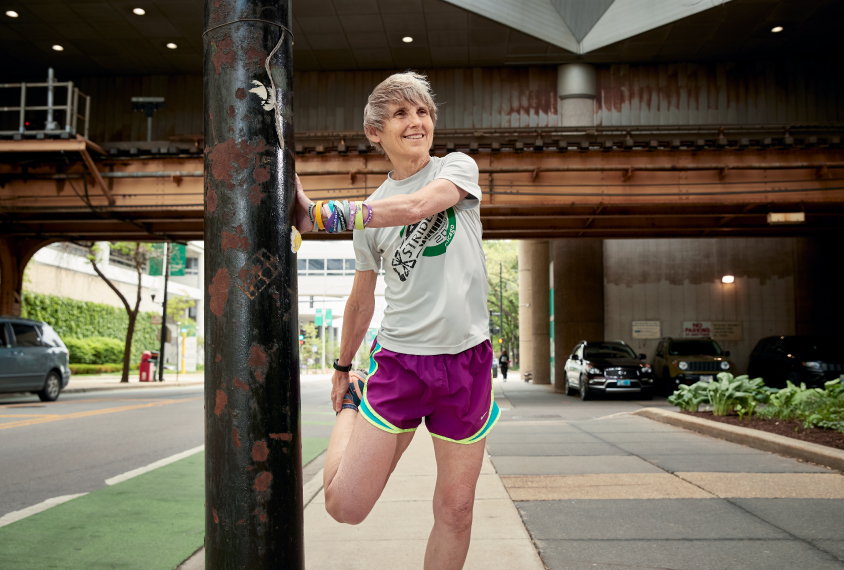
359, 342, 417, 435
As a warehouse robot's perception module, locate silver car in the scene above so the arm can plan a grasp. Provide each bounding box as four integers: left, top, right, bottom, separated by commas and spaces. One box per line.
0, 317, 71, 401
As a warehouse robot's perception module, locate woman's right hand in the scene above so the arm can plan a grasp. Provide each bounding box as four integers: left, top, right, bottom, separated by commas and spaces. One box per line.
331, 369, 350, 412
293, 174, 315, 232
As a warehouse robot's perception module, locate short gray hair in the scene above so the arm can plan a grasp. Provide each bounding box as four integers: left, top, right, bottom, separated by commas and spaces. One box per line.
363, 72, 438, 153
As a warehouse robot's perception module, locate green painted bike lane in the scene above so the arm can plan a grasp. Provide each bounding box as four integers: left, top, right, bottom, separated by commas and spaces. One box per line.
0, 438, 328, 570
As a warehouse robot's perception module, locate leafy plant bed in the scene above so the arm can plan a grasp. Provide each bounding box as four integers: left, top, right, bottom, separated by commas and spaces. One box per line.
684, 411, 844, 451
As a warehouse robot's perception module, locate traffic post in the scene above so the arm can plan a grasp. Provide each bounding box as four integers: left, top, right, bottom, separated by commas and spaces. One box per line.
203, 0, 302, 567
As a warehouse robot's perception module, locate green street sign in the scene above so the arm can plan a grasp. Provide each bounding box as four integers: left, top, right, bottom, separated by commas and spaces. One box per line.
315, 308, 323, 326
149, 243, 186, 276
326, 309, 333, 326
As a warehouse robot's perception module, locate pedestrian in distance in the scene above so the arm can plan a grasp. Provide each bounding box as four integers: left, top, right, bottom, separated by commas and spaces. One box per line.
294, 71, 499, 570
499, 350, 510, 381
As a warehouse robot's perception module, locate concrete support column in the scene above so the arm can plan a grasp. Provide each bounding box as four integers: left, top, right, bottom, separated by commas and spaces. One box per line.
528, 240, 550, 385
0, 237, 51, 316
558, 63, 596, 127
518, 241, 534, 376
552, 239, 605, 393
794, 236, 844, 341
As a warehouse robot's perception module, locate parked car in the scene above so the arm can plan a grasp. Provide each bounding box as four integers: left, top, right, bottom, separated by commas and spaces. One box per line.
563, 340, 654, 400
0, 316, 71, 401
652, 337, 734, 394
747, 336, 844, 389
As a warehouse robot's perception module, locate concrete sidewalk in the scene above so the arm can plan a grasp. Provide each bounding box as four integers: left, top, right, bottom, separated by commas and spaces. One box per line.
64, 374, 204, 393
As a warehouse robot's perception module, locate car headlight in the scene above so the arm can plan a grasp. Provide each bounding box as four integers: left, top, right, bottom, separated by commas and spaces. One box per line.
678, 361, 688, 371
586, 365, 603, 376
641, 364, 652, 374
804, 361, 822, 370
720, 361, 730, 370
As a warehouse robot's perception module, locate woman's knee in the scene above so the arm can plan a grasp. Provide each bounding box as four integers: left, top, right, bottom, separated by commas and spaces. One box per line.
433, 493, 475, 534
324, 487, 371, 525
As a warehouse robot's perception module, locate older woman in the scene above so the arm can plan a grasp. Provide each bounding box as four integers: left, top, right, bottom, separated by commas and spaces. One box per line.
294, 71, 498, 570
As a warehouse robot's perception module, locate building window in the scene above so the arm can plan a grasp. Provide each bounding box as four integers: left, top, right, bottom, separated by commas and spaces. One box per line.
188, 305, 197, 320
327, 259, 344, 275
345, 259, 355, 274
185, 257, 199, 275
297, 259, 306, 272
307, 259, 324, 275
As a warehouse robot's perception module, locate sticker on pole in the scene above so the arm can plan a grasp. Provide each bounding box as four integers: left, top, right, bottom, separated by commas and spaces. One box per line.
291, 226, 302, 253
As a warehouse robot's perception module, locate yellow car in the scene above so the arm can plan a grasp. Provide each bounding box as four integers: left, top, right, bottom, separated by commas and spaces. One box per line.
652, 338, 734, 395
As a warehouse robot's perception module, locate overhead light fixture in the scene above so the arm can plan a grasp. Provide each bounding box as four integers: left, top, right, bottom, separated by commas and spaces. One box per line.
402, 36, 413, 43
767, 212, 805, 225
52, 44, 64, 51
721, 275, 735, 284
133, 8, 146, 15
771, 26, 783, 33
166, 42, 177, 49
6, 10, 19, 17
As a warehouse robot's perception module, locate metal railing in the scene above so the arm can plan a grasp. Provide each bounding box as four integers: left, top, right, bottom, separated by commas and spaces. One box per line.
0, 68, 91, 139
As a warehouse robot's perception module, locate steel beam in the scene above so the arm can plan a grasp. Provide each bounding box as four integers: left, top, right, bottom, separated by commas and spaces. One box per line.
203, 0, 302, 568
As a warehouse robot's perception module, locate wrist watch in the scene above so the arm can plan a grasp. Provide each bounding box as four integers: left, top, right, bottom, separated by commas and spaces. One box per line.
333, 359, 352, 372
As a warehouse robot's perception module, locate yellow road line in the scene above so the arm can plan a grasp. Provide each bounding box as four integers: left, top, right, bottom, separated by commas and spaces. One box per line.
0, 414, 61, 418
0, 397, 161, 409
0, 397, 203, 431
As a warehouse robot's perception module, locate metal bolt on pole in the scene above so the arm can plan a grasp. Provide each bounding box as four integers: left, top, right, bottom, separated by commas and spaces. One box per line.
203, 0, 302, 568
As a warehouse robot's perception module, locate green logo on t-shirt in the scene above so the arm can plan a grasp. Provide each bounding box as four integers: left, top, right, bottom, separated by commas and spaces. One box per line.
393, 207, 458, 281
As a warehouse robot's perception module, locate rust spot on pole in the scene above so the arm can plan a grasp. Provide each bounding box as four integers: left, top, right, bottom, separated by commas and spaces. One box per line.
253, 471, 272, 492
235, 87, 247, 100
228, 105, 235, 118
249, 185, 265, 205
253, 167, 270, 184
233, 376, 249, 391
213, 508, 219, 524
214, 389, 228, 416
206, 183, 218, 213
252, 440, 269, 462
209, 268, 229, 317
232, 428, 241, 448
208, 137, 268, 190
215, 354, 222, 362
212, 36, 236, 74
222, 224, 251, 252
269, 433, 292, 441
235, 250, 281, 300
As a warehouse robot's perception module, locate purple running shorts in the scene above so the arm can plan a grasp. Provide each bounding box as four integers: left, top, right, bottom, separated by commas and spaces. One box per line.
359, 338, 500, 444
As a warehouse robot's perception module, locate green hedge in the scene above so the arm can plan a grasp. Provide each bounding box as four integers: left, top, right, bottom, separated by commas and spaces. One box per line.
22, 292, 159, 364
70, 363, 140, 375
64, 337, 125, 365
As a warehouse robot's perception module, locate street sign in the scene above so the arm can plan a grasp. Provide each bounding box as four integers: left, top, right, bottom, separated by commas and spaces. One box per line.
151, 314, 162, 325
315, 308, 322, 326
326, 308, 333, 326
148, 243, 186, 276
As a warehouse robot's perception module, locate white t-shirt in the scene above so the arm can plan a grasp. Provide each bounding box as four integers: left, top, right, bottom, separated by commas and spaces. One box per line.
353, 152, 489, 356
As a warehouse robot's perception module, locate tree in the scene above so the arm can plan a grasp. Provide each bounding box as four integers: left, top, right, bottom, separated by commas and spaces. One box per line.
166, 294, 196, 329
482, 241, 520, 363
87, 242, 152, 383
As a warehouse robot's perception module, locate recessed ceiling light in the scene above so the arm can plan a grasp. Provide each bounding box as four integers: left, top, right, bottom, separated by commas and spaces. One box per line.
402, 36, 413, 43
166, 42, 177, 49
771, 26, 783, 33
6, 10, 19, 17
133, 8, 145, 15
52, 44, 64, 51
721, 275, 735, 284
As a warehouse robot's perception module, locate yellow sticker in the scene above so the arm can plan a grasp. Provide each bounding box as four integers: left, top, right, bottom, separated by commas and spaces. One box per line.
291, 226, 302, 253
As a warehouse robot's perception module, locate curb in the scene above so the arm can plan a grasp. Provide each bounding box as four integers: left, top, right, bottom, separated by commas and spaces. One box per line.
64, 381, 204, 394
634, 407, 844, 472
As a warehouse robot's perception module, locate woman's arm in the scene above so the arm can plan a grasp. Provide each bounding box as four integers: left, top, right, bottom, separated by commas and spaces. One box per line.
293, 174, 468, 233
329, 269, 378, 412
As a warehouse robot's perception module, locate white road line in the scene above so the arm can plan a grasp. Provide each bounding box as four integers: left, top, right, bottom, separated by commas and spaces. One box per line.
0, 493, 88, 529
105, 445, 205, 486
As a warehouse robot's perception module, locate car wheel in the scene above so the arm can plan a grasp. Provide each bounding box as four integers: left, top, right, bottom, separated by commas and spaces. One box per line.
564, 375, 577, 396
38, 371, 62, 402
579, 375, 592, 401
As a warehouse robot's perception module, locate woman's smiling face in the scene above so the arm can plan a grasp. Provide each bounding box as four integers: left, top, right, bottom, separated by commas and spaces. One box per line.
366, 100, 434, 164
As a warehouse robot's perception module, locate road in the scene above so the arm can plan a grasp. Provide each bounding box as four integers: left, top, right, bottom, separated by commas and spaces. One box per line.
0, 374, 336, 519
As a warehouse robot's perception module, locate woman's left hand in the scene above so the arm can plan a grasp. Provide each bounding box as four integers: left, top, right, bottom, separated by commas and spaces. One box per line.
293, 174, 314, 232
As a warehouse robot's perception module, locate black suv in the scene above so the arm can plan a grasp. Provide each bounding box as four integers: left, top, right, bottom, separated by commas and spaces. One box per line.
747, 336, 844, 389
0, 316, 71, 401
563, 341, 654, 400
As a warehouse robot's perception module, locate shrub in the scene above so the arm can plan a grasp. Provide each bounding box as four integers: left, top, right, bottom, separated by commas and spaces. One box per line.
22, 291, 158, 363
87, 337, 125, 364
70, 362, 140, 375
668, 373, 769, 416
757, 379, 844, 432
65, 338, 94, 364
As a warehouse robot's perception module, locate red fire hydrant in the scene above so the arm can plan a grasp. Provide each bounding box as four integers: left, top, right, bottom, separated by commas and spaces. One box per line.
139, 351, 154, 382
